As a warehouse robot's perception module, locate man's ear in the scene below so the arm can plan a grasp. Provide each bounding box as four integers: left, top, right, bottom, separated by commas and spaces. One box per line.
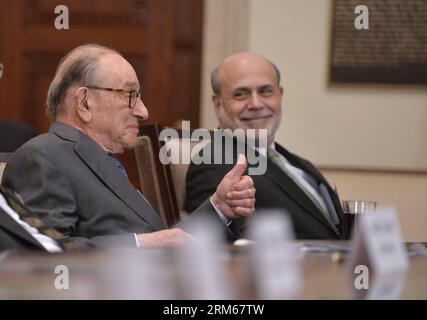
212, 94, 222, 117
279, 86, 284, 97
75, 87, 92, 122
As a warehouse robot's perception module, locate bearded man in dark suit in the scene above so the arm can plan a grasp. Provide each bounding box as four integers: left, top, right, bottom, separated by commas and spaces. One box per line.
186, 52, 344, 240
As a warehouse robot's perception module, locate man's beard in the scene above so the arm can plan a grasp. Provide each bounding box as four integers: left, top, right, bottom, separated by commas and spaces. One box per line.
218, 106, 278, 145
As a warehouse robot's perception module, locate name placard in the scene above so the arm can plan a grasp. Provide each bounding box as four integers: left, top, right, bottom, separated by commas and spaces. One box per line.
176, 216, 231, 299
247, 210, 301, 299
348, 207, 408, 299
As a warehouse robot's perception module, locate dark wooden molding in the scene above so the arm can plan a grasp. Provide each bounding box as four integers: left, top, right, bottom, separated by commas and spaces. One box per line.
138, 124, 180, 227
318, 164, 427, 175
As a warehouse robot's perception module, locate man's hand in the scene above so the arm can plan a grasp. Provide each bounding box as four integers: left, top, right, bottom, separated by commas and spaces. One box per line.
211, 154, 255, 220
137, 228, 193, 247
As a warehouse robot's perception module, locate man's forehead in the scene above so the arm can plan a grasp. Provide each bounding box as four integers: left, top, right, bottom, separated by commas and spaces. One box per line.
220, 59, 275, 86
123, 80, 139, 88
99, 53, 129, 70
99, 54, 139, 87
220, 66, 276, 91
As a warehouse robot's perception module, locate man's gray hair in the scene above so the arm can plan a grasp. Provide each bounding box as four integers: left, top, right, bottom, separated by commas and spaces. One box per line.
210, 56, 281, 95
46, 44, 121, 120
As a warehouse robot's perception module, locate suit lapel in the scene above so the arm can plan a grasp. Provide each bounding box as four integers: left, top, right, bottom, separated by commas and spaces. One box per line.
276, 144, 344, 224
50, 122, 164, 230
267, 144, 341, 233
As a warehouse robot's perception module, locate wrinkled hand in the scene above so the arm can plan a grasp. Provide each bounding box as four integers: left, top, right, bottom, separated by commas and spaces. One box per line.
137, 228, 193, 247
211, 154, 255, 220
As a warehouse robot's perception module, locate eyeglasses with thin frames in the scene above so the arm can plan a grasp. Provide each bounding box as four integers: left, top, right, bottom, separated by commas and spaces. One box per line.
86, 86, 142, 109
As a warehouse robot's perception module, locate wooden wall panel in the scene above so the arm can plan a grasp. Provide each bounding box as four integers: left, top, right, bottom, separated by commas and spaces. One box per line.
23, 0, 150, 26
172, 0, 203, 126
0, 0, 203, 189
22, 52, 62, 130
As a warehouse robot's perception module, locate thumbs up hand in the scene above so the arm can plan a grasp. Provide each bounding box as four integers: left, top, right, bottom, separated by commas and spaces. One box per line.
211, 154, 256, 219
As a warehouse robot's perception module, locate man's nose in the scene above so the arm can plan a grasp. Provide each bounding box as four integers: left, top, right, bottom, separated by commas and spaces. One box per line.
248, 92, 264, 109
132, 98, 149, 120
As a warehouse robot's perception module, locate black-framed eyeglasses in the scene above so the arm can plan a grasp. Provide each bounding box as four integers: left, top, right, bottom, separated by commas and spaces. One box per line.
86, 86, 141, 109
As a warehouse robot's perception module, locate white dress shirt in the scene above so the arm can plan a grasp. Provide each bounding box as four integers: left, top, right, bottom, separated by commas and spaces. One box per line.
259, 143, 329, 214
0, 193, 62, 253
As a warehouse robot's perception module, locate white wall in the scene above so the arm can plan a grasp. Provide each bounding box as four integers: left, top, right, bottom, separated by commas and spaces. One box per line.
202, 0, 427, 171
201, 0, 427, 240
322, 169, 427, 242
200, 0, 249, 133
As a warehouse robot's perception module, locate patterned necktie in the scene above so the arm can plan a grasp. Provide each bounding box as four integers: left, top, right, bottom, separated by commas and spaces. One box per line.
267, 148, 340, 236
107, 154, 146, 195
0, 185, 79, 251
108, 154, 128, 179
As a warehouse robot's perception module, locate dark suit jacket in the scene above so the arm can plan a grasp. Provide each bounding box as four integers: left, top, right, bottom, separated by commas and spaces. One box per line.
186, 139, 344, 240
0, 206, 46, 251
2, 122, 232, 249
0, 119, 37, 152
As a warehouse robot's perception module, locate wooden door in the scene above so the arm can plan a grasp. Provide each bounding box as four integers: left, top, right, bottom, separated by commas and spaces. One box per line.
0, 0, 203, 188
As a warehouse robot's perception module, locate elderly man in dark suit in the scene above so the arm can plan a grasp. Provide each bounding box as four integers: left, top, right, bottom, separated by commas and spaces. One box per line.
186, 52, 344, 240
1, 44, 255, 249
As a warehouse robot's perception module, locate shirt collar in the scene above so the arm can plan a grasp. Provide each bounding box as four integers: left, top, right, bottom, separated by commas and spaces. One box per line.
256, 142, 276, 157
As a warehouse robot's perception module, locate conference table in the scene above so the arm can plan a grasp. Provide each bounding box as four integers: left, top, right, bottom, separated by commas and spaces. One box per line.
0, 241, 426, 299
